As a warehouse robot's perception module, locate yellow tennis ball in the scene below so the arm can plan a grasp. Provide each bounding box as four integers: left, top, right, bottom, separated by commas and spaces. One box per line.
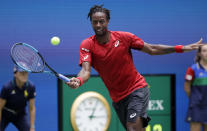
51, 36, 60, 45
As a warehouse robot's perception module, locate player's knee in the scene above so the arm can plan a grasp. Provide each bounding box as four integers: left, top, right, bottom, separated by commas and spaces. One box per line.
127, 124, 142, 131
126, 116, 151, 131
141, 116, 151, 128
126, 117, 143, 131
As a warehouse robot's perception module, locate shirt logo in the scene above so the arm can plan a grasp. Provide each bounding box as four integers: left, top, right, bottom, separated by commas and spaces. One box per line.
130, 113, 136, 118
199, 72, 203, 77
83, 55, 88, 60
24, 90, 28, 98
11, 90, 16, 95
186, 75, 192, 81
187, 116, 192, 121
114, 40, 119, 47
82, 48, 90, 52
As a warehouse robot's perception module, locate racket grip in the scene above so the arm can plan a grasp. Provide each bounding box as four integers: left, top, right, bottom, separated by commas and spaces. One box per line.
58, 74, 70, 82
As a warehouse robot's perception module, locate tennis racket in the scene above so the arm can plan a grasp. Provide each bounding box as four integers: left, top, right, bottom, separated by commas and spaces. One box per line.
10, 43, 70, 82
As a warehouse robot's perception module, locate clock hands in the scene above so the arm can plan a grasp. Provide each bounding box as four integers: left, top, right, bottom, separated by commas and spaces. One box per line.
89, 99, 99, 120
71, 92, 111, 131
90, 115, 106, 118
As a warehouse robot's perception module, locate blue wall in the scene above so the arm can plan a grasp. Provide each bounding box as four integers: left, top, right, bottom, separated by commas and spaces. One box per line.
0, 0, 207, 130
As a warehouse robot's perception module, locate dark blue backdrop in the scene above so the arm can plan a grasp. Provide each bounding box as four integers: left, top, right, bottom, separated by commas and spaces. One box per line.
0, 0, 207, 130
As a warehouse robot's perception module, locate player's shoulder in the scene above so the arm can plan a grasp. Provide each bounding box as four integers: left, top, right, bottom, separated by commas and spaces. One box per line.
191, 63, 199, 70
81, 35, 95, 44
111, 31, 137, 42
111, 31, 134, 37
1, 80, 13, 91
27, 80, 35, 89
80, 35, 95, 50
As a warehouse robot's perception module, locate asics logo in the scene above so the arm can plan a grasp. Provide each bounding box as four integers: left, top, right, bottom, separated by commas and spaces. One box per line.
114, 40, 119, 47
83, 55, 88, 60
11, 90, 16, 95
187, 116, 192, 121
130, 113, 136, 118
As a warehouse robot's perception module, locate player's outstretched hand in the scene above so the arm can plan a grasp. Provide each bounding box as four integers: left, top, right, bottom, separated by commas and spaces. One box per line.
66, 77, 80, 89
183, 38, 203, 52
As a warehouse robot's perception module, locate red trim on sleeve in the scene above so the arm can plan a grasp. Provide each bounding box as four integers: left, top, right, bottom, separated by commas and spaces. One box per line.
185, 67, 194, 81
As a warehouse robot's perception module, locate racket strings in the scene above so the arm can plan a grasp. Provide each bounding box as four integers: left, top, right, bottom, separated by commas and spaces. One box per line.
11, 45, 44, 72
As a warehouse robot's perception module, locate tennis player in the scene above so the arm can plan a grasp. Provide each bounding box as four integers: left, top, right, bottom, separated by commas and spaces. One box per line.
0, 66, 36, 131
66, 5, 203, 131
185, 44, 207, 131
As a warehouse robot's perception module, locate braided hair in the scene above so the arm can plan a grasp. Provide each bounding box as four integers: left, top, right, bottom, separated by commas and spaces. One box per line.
195, 46, 202, 63
87, 5, 110, 21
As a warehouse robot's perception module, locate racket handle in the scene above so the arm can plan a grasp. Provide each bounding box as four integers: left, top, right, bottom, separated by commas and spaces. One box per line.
58, 74, 70, 82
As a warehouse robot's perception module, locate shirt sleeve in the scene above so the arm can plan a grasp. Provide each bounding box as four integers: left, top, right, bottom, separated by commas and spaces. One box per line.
79, 39, 92, 66
185, 67, 194, 81
28, 85, 36, 99
126, 32, 144, 50
0, 86, 8, 99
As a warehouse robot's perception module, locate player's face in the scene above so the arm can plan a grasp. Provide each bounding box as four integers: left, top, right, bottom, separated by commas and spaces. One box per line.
14, 72, 28, 84
200, 45, 207, 62
91, 12, 109, 36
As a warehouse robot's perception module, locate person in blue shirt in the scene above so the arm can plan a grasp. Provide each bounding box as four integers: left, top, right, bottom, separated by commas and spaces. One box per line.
0, 66, 36, 131
185, 44, 207, 131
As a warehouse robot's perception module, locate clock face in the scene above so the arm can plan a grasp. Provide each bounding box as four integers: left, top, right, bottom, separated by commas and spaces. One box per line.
71, 92, 111, 131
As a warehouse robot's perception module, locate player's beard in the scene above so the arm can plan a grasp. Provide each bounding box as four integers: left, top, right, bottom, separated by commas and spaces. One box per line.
94, 28, 107, 37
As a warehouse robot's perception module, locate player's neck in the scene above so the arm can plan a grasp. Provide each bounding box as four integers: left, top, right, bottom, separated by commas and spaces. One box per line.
15, 79, 24, 89
96, 31, 110, 44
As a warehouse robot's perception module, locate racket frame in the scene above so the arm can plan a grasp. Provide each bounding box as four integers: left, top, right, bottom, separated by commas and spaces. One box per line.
10, 43, 70, 82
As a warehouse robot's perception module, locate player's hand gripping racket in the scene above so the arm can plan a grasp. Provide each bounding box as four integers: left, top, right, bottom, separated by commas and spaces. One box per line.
10, 43, 70, 82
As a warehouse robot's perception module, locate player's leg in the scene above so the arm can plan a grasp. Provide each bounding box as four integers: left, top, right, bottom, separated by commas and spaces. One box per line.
13, 115, 30, 131
126, 86, 150, 131
113, 101, 147, 131
190, 122, 202, 131
126, 117, 144, 131
112, 100, 127, 129
126, 116, 151, 131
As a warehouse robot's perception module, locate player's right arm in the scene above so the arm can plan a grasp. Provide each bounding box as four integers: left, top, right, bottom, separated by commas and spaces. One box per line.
66, 39, 92, 89
66, 62, 91, 89
77, 62, 91, 82
0, 98, 6, 122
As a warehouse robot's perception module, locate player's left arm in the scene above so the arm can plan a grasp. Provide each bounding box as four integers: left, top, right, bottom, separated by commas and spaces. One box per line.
141, 38, 203, 55
29, 98, 35, 131
184, 81, 191, 97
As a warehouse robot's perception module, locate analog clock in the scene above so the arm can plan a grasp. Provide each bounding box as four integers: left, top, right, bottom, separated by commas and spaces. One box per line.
70, 91, 111, 131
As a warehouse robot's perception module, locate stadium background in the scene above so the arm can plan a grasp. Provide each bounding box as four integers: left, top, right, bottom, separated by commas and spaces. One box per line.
0, 0, 207, 130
